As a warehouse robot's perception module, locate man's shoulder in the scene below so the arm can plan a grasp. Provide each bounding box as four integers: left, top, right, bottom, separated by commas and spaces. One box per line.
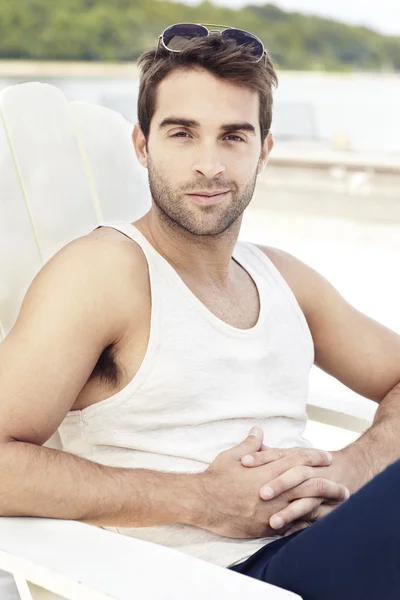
254, 243, 291, 269
255, 243, 306, 288
80, 225, 147, 269
52, 225, 149, 286
30, 225, 150, 333
255, 243, 320, 318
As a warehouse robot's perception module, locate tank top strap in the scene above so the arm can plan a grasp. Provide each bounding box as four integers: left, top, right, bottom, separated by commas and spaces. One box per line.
97, 222, 160, 268
235, 240, 314, 351
233, 240, 271, 273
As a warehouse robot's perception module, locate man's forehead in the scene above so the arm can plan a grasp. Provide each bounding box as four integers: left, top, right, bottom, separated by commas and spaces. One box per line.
154, 68, 259, 127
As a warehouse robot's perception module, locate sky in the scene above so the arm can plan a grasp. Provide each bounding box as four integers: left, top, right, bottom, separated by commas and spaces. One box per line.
178, 0, 400, 36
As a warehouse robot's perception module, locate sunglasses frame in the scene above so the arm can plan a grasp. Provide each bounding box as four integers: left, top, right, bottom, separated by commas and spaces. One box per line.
157, 22, 266, 63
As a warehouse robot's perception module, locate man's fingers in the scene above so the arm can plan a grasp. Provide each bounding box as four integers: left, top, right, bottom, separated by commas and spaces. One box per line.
313, 503, 339, 519
269, 498, 321, 530
242, 447, 332, 469
260, 465, 313, 499
277, 500, 343, 534
242, 447, 297, 467
257, 453, 335, 500
229, 426, 264, 459
260, 466, 349, 502
283, 521, 311, 537
289, 478, 350, 503
265, 450, 333, 483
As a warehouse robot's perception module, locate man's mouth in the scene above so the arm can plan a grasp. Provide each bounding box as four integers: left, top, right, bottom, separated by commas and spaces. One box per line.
186, 190, 230, 206
188, 191, 230, 197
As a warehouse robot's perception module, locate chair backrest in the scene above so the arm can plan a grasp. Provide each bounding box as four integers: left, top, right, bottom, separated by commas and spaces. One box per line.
0, 82, 151, 453
0, 82, 151, 340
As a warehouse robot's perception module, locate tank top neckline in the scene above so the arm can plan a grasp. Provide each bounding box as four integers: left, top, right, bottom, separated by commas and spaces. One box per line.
113, 222, 266, 336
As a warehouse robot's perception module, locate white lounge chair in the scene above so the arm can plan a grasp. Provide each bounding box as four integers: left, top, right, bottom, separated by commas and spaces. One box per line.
0, 82, 375, 600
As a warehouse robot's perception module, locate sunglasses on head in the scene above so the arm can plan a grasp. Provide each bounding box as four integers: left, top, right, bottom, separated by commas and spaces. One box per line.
158, 23, 266, 63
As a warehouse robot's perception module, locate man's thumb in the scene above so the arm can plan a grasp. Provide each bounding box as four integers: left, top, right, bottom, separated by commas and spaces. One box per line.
231, 426, 264, 458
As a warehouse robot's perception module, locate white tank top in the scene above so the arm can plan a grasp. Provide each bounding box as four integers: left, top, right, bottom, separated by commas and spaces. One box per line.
58, 223, 314, 568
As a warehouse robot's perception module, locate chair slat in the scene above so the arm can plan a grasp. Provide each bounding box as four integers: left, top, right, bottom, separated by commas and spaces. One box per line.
0, 100, 43, 335
0, 518, 301, 600
0, 82, 152, 337
1, 83, 99, 263
71, 101, 151, 224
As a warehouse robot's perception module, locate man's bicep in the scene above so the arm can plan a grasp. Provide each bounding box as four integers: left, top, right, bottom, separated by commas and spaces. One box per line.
0, 238, 126, 446
307, 279, 400, 403
259, 244, 400, 403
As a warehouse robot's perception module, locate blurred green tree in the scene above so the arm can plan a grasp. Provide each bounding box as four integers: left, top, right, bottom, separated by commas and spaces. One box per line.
0, 0, 398, 71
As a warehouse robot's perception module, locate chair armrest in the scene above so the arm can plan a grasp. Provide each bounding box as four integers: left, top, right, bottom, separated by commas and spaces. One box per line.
0, 517, 301, 600
307, 368, 376, 434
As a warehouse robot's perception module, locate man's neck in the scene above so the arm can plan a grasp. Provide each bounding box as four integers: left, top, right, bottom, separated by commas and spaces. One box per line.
133, 210, 242, 289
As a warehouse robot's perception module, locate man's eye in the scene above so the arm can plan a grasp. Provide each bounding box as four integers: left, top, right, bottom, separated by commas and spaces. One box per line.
171, 131, 190, 138
225, 135, 245, 142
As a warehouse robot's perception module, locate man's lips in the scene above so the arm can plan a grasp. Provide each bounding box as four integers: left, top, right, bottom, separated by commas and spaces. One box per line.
187, 191, 230, 197
186, 190, 231, 206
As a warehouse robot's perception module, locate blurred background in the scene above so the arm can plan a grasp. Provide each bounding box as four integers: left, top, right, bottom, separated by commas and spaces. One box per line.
1, 0, 400, 150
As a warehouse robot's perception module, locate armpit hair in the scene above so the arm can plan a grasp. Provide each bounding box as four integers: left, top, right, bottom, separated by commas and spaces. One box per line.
89, 343, 121, 387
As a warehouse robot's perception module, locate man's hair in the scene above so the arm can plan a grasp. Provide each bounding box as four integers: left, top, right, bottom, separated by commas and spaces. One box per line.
137, 35, 278, 144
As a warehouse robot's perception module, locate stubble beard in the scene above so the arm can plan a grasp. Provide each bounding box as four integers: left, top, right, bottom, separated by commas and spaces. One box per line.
147, 157, 258, 237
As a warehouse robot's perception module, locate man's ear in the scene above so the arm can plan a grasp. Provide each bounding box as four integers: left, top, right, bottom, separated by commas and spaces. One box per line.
132, 123, 148, 168
257, 132, 274, 174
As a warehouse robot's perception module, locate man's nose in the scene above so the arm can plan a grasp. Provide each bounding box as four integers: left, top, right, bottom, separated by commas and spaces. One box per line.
192, 148, 226, 179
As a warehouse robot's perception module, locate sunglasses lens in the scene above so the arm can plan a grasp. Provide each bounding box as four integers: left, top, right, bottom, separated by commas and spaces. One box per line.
221, 28, 264, 59
163, 23, 208, 51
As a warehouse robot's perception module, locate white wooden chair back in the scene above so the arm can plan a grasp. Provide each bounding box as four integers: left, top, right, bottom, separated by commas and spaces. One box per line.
0, 80, 153, 600
0, 82, 150, 341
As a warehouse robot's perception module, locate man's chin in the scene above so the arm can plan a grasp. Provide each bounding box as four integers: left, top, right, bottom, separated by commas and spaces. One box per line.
155, 203, 239, 237
179, 221, 238, 237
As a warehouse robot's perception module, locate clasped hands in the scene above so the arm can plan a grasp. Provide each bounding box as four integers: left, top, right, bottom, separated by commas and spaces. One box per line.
198, 426, 351, 539
241, 427, 351, 536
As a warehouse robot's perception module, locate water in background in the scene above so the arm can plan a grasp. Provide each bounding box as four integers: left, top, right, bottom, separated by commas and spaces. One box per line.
1, 71, 400, 153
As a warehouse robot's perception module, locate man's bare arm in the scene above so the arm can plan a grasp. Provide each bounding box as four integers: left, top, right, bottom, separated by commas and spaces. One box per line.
258, 245, 400, 494
0, 232, 205, 526
0, 232, 195, 526
0, 441, 200, 526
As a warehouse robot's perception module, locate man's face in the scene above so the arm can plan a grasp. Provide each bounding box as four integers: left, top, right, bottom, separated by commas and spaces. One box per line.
134, 68, 273, 236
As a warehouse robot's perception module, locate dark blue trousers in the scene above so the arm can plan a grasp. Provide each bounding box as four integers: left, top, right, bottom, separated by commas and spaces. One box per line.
230, 458, 400, 599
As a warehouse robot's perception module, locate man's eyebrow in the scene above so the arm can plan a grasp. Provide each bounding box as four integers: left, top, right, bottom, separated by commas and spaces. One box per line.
220, 122, 256, 135
158, 118, 256, 135
159, 118, 200, 129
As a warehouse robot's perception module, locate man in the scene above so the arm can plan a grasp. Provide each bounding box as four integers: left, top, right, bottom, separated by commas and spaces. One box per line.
1, 23, 400, 599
